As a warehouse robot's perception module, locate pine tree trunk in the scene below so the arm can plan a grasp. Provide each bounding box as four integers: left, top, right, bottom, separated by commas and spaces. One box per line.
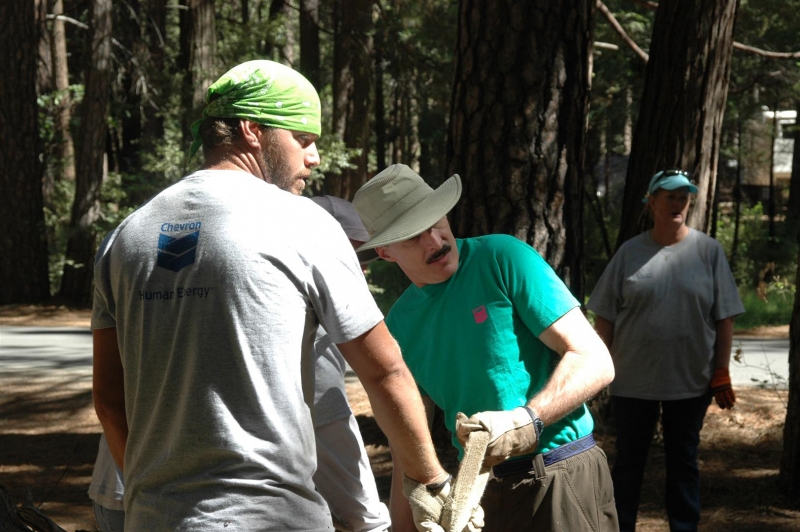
299, 0, 321, 90
446, 0, 593, 297
786, 103, 800, 240
0, 0, 50, 304
331, 0, 373, 200
265, 0, 296, 65
780, 246, 800, 500
51, 0, 76, 184
616, 0, 739, 247
59, 0, 113, 304
180, 0, 217, 147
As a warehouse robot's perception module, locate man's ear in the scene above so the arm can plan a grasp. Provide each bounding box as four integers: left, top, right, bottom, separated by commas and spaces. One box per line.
375, 246, 396, 263
239, 119, 262, 149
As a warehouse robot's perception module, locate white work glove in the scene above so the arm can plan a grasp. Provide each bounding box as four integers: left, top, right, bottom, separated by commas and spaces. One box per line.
455, 408, 538, 467
402, 474, 451, 532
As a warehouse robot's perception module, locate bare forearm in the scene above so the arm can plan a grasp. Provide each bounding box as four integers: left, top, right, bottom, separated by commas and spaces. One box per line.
527, 347, 613, 425
532, 308, 615, 425
361, 365, 443, 483
93, 327, 127, 470
338, 322, 445, 485
95, 400, 128, 470
714, 317, 734, 369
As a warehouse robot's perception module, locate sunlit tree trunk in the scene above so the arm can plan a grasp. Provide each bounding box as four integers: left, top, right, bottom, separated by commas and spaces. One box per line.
616, 0, 739, 247
60, 0, 113, 304
331, 0, 373, 200
446, 0, 594, 298
51, 0, 76, 185
0, 0, 50, 303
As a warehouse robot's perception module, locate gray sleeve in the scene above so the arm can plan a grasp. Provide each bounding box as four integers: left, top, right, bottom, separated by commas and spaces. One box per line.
710, 240, 745, 321
91, 231, 117, 330
587, 250, 624, 322
301, 216, 384, 345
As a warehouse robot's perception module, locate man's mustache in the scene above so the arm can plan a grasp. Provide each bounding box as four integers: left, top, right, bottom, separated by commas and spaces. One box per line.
427, 243, 451, 264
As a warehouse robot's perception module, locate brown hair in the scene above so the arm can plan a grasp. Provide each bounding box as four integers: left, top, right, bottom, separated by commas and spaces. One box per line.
199, 116, 242, 155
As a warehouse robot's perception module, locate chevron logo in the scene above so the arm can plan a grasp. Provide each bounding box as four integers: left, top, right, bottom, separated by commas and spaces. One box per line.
157, 230, 199, 272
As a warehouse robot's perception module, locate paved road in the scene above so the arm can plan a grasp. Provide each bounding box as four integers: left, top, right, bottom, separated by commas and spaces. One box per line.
0, 326, 791, 389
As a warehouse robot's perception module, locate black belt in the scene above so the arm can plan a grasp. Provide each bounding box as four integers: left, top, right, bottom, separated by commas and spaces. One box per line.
491, 434, 596, 479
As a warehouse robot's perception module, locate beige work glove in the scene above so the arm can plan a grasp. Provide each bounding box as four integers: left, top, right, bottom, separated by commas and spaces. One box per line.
402, 474, 451, 532
455, 408, 538, 467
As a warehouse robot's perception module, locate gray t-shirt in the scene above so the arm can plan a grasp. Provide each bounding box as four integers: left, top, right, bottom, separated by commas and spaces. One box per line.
92, 170, 383, 531
313, 328, 351, 427
587, 229, 744, 400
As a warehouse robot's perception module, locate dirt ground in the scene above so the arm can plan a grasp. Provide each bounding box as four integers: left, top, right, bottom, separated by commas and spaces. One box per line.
0, 304, 797, 531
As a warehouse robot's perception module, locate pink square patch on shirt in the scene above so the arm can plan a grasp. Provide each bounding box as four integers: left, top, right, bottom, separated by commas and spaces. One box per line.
472, 305, 488, 324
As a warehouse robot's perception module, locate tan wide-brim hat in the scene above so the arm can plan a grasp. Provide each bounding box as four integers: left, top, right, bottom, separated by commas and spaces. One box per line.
352, 164, 462, 253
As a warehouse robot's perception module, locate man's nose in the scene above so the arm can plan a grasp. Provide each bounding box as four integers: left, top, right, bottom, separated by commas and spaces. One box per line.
305, 143, 321, 168
419, 228, 444, 248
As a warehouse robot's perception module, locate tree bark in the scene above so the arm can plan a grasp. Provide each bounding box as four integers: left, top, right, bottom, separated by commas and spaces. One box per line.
180, 0, 217, 146
265, 0, 296, 65
616, 0, 739, 247
780, 242, 800, 500
374, 13, 387, 171
299, 0, 321, 90
446, 0, 594, 298
786, 103, 800, 240
0, 0, 50, 303
51, 0, 76, 185
59, 0, 113, 304
331, 0, 374, 200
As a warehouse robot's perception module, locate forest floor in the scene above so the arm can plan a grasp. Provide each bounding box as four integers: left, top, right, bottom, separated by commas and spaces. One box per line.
0, 304, 797, 531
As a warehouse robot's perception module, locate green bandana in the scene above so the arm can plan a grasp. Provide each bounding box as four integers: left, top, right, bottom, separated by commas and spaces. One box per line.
189, 60, 322, 157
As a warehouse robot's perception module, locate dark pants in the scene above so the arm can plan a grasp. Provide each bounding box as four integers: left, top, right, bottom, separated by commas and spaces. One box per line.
481, 445, 618, 531
611, 395, 711, 532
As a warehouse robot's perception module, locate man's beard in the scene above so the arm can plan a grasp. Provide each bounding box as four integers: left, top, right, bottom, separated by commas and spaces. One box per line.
259, 129, 308, 195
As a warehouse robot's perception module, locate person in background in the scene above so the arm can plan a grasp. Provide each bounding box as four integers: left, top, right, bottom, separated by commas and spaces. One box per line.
587, 169, 744, 532
309, 195, 391, 532
91, 60, 450, 531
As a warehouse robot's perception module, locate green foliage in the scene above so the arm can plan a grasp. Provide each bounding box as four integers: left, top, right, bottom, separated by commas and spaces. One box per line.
305, 136, 361, 196
715, 202, 799, 289
365, 260, 410, 315
735, 285, 795, 330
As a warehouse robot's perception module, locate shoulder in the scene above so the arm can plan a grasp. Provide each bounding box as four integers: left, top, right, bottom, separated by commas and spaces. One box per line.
464, 234, 540, 262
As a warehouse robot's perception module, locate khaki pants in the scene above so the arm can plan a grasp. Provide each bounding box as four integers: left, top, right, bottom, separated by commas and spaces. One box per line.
481, 445, 619, 532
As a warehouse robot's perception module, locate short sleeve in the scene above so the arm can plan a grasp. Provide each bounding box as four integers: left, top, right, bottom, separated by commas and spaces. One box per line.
710, 240, 745, 321
300, 210, 384, 345
91, 230, 118, 330
497, 237, 579, 337
586, 251, 625, 323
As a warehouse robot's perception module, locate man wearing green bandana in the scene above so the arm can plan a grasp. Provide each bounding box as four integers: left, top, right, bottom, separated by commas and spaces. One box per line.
92, 60, 450, 531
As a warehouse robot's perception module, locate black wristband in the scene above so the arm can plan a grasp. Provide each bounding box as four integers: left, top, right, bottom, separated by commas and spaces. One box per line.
426, 473, 452, 493
522, 405, 544, 440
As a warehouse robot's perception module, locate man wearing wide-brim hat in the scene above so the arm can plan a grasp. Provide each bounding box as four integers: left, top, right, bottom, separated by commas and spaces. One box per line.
353, 164, 619, 531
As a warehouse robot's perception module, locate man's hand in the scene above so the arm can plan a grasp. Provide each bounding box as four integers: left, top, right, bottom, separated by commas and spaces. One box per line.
711, 367, 736, 409
455, 408, 538, 467
402, 474, 451, 532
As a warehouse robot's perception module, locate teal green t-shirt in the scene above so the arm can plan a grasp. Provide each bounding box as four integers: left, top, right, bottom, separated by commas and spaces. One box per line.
385, 234, 593, 458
